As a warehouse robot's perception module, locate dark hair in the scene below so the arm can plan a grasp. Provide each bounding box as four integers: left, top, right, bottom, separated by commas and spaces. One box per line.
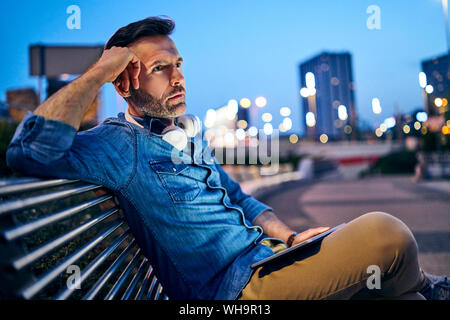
105, 16, 175, 50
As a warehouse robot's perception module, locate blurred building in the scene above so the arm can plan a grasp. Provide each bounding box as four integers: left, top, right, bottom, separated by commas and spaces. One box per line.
29, 44, 104, 130
6, 88, 39, 122
421, 53, 449, 116
299, 52, 357, 141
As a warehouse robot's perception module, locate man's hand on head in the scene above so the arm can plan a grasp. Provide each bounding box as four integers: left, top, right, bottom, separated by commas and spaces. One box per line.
32, 46, 141, 129
92, 46, 141, 93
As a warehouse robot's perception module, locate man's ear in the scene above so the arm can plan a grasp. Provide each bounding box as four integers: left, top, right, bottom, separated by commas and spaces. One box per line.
113, 80, 132, 98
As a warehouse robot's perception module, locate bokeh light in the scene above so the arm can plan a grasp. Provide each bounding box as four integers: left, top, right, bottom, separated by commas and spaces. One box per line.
319, 134, 328, 143
403, 125, 410, 134
255, 96, 267, 108
262, 112, 272, 122
239, 98, 251, 108
280, 107, 291, 117
237, 119, 248, 129
282, 117, 292, 130
289, 134, 299, 144
306, 112, 316, 127
263, 123, 273, 135
372, 98, 382, 114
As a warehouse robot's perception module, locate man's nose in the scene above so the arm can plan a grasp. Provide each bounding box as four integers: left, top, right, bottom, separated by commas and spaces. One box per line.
170, 67, 184, 87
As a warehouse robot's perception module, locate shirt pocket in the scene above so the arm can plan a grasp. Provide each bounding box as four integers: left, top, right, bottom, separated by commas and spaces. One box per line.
149, 160, 201, 203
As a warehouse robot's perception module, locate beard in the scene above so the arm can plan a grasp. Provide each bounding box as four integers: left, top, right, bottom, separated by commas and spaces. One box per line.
126, 86, 186, 118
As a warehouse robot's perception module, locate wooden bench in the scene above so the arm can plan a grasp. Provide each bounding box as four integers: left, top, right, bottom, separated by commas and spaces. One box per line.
0, 177, 168, 300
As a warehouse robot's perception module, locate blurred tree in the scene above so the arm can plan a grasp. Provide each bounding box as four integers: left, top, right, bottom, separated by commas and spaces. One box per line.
0, 120, 19, 177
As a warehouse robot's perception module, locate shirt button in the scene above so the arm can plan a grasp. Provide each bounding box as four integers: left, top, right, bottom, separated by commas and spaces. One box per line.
173, 167, 177, 172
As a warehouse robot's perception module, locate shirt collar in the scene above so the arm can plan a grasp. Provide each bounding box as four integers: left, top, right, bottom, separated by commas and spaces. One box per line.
124, 108, 173, 135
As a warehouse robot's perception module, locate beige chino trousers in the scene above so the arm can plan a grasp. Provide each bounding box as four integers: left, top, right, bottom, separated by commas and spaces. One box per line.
239, 212, 429, 300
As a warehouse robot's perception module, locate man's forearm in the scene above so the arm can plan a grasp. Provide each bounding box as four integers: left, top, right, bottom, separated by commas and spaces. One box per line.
33, 66, 106, 130
253, 210, 295, 243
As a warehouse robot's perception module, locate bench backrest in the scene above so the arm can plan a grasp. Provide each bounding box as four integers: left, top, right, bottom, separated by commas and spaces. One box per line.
0, 178, 168, 300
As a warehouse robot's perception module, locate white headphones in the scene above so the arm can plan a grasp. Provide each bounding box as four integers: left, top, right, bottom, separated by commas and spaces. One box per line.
125, 108, 201, 151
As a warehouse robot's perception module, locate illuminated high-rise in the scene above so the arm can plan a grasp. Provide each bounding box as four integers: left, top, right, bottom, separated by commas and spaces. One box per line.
421, 53, 449, 116
299, 52, 357, 141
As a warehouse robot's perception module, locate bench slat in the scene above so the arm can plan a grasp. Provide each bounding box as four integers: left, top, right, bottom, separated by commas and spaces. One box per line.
55, 231, 132, 300
0, 177, 169, 300
121, 258, 148, 300
153, 283, 164, 300
105, 249, 143, 300
0, 184, 103, 216
2, 194, 113, 241
0, 179, 79, 196
20, 221, 127, 299
135, 265, 154, 300
146, 276, 160, 300
82, 239, 137, 300
12, 207, 120, 271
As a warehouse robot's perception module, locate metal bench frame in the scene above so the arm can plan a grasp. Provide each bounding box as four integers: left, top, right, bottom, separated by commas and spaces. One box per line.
0, 178, 168, 300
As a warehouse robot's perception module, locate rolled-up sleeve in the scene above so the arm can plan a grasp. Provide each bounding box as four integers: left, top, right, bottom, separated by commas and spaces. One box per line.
10, 111, 78, 164
213, 158, 273, 224
6, 111, 133, 190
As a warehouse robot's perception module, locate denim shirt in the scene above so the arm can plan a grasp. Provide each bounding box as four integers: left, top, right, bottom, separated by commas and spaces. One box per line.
6, 111, 278, 300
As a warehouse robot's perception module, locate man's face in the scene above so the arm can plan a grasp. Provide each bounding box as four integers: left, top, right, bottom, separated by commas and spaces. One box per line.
123, 35, 186, 119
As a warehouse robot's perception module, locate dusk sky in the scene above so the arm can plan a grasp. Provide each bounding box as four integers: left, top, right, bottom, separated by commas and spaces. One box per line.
0, 0, 448, 135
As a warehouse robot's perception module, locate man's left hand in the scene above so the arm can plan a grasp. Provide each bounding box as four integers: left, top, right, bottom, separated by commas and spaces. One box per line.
291, 227, 331, 246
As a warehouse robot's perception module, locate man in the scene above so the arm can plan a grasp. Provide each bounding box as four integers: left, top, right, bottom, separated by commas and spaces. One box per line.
6, 17, 448, 300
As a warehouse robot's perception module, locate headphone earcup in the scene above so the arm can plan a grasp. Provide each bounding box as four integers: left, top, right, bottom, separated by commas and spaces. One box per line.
161, 126, 188, 151
177, 114, 201, 138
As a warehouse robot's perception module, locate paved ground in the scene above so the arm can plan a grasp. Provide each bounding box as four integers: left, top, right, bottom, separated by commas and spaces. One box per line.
258, 175, 450, 275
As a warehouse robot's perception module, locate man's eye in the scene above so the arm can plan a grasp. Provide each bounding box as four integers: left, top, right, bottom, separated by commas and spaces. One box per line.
176, 62, 182, 68
153, 66, 163, 72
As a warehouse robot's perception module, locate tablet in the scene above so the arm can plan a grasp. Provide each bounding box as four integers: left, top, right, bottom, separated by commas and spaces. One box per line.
251, 223, 346, 269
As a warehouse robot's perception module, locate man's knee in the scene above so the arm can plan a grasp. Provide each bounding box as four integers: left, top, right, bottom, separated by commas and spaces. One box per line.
357, 211, 417, 258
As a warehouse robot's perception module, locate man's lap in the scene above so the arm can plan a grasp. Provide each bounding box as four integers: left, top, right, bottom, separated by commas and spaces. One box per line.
239, 212, 427, 300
